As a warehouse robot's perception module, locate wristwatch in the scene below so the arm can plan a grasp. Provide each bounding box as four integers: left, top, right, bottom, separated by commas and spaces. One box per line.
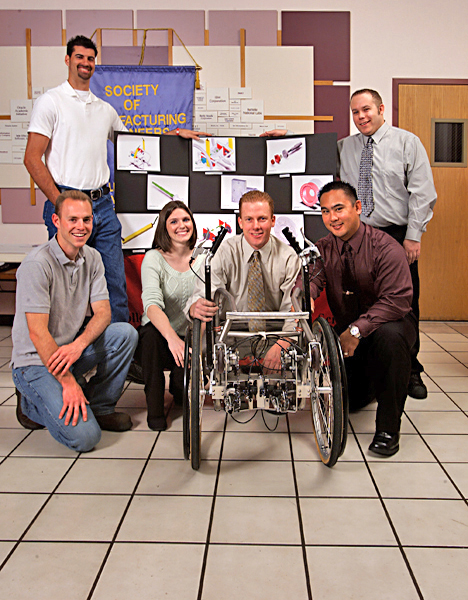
349, 325, 361, 339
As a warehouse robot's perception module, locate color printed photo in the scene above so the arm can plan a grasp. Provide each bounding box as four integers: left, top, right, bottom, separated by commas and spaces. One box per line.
220, 175, 264, 209
292, 175, 334, 213
266, 137, 306, 175
192, 137, 236, 172
147, 175, 189, 210
117, 134, 161, 171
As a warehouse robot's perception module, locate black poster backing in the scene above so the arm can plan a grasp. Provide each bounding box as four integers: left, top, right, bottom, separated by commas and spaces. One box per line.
114, 132, 336, 242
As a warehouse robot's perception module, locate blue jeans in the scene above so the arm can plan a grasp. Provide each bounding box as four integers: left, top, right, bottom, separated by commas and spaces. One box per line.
12, 323, 138, 453
43, 192, 129, 324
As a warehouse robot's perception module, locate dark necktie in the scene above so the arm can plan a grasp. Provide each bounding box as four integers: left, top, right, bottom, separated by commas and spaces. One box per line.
342, 242, 360, 323
358, 137, 374, 217
247, 251, 266, 332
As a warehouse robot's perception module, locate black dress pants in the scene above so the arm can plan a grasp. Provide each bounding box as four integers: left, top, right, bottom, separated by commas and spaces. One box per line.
380, 224, 422, 374
136, 322, 184, 423
344, 313, 417, 433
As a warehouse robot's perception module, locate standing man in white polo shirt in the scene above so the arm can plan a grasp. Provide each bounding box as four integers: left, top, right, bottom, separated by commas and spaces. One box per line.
24, 35, 129, 323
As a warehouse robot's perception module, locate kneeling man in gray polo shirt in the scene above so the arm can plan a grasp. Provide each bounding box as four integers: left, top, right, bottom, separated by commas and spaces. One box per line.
11, 190, 138, 452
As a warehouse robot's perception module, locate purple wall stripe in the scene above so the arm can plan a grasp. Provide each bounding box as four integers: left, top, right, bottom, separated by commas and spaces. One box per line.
0, 11, 62, 46
208, 11, 278, 46
66, 10, 134, 47
135, 11, 205, 47
314, 85, 350, 140
101, 46, 169, 66
1, 188, 46, 224
281, 11, 350, 82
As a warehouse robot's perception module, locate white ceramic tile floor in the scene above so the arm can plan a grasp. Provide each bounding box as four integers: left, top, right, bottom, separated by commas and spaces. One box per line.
1, 322, 468, 599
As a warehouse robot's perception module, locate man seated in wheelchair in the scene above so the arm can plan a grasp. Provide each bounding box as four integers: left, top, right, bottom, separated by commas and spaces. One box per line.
185, 190, 301, 403
301, 181, 417, 457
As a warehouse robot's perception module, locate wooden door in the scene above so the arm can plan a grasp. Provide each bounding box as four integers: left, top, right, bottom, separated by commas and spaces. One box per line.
398, 84, 468, 320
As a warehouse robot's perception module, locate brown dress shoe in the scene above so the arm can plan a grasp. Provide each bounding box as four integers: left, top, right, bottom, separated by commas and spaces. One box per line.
95, 412, 133, 432
15, 389, 45, 430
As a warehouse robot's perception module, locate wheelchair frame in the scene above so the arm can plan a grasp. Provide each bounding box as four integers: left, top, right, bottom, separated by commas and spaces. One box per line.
182, 227, 348, 469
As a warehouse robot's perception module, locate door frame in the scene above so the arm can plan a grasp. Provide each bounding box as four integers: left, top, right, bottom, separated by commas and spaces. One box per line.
392, 78, 468, 126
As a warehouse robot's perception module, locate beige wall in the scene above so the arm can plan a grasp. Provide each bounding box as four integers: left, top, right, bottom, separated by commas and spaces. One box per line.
1, 0, 467, 244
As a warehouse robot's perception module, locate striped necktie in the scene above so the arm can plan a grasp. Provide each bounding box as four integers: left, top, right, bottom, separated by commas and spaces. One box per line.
247, 251, 266, 332
358, 137, 374, 217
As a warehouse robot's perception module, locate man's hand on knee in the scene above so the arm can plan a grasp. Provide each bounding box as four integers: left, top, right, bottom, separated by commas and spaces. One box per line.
339, 329, 360, 358
47, 340, 84, 376
59, 374, 89, 426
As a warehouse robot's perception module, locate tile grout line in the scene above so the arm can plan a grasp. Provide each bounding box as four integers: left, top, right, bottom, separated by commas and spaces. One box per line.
86, 431, 163, 600
404, 413, 468, 507
0, 427, 35, 466
286, 414, 314, 600
0, 453, 81, 572
196, 412, 228, 600
350, 421, 425, 600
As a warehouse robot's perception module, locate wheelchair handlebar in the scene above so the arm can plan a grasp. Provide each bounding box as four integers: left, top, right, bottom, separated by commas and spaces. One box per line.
282, 227, 302, 255
210, 226, 228, 258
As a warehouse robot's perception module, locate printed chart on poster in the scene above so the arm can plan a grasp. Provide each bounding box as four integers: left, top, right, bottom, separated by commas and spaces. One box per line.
117, 134, 161, 172
147, 175, 190, 210
220, 175, 264, 209
266, 137, 306, 175
119, 213, 159, 250
292, 175, 334, 213
192, 137, 236, 172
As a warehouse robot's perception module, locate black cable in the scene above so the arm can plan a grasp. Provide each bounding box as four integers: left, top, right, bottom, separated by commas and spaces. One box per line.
230, 410, 258, 424
190, 262, 205, 285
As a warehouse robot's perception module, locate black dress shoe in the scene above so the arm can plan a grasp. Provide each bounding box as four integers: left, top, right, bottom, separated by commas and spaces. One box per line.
15, 389, 45, 430
368, 431, 400, 456
408, 372, 427, 399
95, 412, 133, 432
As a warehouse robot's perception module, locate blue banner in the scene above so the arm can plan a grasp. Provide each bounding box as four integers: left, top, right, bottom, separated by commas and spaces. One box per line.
91, 65, 195, 133
90, 65, 195, 190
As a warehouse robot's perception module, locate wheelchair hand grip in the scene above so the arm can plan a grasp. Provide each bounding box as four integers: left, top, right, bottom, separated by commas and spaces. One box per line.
210, 226, 228, 257
282, 227, 302, 255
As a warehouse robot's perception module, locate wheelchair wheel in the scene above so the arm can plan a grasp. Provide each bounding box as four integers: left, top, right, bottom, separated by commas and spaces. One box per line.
311, 317, 343, 467
190, 319, 204, 470
182, 325, 192, 461
333, 329, 349, 458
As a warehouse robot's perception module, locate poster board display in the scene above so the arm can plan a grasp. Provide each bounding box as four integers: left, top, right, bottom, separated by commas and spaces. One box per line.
115, 132, 336, 249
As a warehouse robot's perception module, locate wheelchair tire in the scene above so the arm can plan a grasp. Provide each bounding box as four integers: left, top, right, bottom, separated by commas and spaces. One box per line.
190, 319, 203, 470
182, 325, 192, 461
333, 329, 349, 458
311, 317, 343, 467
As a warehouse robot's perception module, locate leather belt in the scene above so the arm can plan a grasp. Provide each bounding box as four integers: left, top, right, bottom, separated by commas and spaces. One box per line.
81, 185, 110, 200
57, 184, 110, 201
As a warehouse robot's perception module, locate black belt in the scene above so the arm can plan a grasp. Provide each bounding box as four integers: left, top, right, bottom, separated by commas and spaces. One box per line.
57, 185, 110, 201
81, 185, 110, 200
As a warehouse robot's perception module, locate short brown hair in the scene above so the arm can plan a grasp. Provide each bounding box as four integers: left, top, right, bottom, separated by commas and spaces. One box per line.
55, 190, 93, 217
152, 200, 197, 252
239, 190, 274, 217
350, 88, 383, 109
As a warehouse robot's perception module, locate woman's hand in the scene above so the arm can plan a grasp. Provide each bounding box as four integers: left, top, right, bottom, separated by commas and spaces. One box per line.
167, 333, 186, 367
